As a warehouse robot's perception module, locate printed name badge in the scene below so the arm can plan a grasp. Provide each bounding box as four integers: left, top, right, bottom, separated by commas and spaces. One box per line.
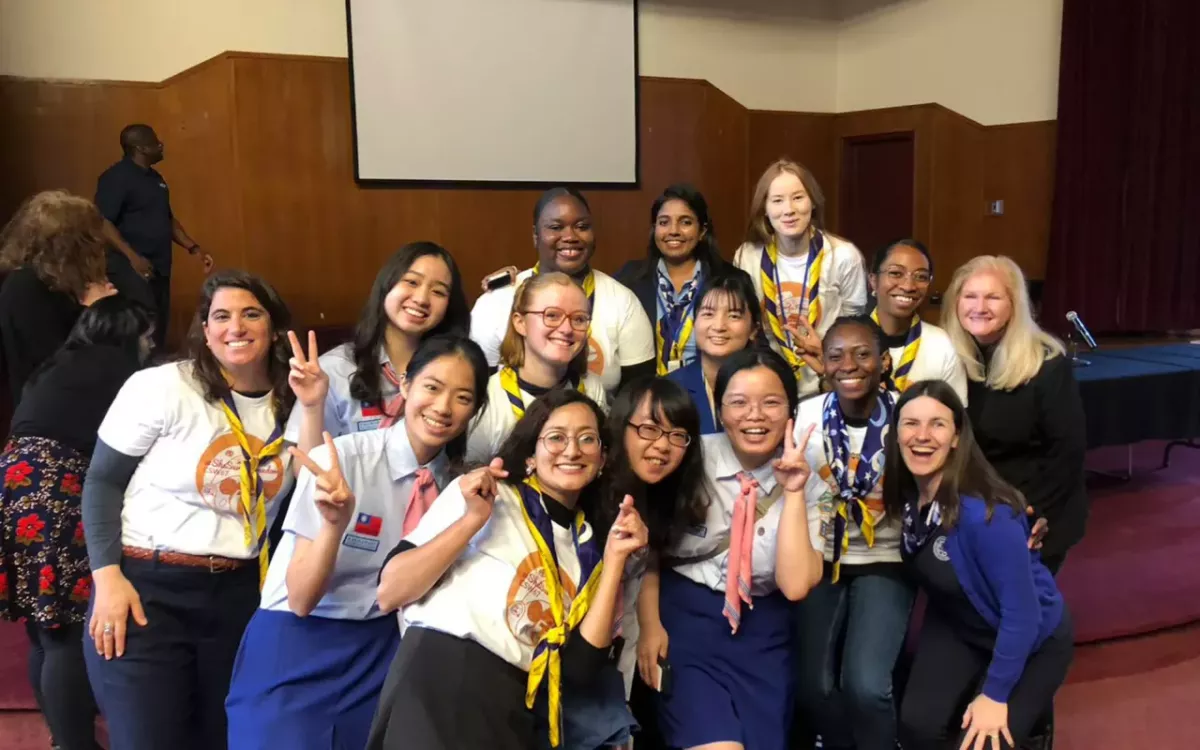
685, 524, 708, 538
343, 512, 383, 552
358, 401, 383, 432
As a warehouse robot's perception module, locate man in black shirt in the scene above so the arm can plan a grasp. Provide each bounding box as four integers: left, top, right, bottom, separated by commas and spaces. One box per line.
96, 124, 213, 348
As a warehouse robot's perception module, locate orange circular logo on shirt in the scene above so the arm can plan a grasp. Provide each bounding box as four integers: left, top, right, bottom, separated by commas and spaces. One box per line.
506, 552, 578, 647
587, 336, 604, 376
194, 433, 285, 515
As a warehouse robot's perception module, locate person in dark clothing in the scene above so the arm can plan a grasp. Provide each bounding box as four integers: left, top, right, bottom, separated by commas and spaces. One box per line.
941, 255, 1086, 574
95, 123, 213, 349
0, 191, 117, 405
0, 296, 154, 750
884, 379, 1073, 750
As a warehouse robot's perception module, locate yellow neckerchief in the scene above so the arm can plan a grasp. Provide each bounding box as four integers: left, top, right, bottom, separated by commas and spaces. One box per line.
498, 367, 587, 421
760, 231, 826, 374
217, 391, 284, 588
871, 310, 923, 391
518, 476, 605, 747
701, 364, 717, 425
654, 263, 700, 375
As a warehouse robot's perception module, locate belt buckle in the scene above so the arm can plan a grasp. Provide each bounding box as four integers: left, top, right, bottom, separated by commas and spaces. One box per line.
208, 556, 219, 574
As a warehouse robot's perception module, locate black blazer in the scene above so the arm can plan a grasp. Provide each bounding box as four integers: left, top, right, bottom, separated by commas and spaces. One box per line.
0, 268, 83, 405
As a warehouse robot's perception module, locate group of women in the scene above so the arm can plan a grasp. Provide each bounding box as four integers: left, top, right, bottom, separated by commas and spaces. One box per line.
0, 156, 1086, 750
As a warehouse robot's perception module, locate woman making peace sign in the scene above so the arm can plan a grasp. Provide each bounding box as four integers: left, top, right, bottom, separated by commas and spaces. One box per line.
644, 349, 822, 750
224, 335, 489, 750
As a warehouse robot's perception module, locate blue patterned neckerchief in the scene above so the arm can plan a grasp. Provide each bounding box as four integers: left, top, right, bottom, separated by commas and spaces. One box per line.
655, 260, 701, 374
902, 497, 943, 555
821, 390, 894, 582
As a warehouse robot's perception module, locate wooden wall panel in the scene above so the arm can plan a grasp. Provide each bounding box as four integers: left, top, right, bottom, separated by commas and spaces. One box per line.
982, 121, 1056, 280
927, 106, 986, 299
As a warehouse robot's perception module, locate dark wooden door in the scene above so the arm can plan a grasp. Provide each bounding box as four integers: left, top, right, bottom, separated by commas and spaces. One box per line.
838, 132, 915, 258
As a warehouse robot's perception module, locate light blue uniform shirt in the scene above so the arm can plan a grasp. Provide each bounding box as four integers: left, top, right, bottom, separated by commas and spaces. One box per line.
283, 343, 401, 442
260, 420, 450, 620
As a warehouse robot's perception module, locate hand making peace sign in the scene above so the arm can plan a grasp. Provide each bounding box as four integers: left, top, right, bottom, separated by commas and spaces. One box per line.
288, 330, 329, 409
773, 420, 816, 492
289, 431, 355, 529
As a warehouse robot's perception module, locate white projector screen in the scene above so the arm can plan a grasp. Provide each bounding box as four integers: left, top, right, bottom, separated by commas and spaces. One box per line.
347, 0, 639, 185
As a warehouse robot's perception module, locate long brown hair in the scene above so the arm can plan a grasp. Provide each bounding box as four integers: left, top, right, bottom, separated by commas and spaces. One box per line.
184, 270, 295, 422
882, 379, 1025, 529
745, 159, 827, 246
0, 190, 108, 298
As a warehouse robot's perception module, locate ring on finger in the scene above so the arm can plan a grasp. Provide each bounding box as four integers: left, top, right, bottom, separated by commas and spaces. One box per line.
102, 623, 114, 635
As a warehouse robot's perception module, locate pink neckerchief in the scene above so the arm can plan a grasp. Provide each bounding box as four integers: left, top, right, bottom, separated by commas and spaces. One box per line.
722, 472, 759, 634
379, 362, 405, 429
401, 468, 438, 536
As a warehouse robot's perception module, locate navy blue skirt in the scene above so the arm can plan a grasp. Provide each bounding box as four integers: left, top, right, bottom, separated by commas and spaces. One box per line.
226, 608, 400, 750
657, 571, 795, 750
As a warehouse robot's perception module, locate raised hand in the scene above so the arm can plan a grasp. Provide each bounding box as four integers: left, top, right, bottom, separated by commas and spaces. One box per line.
605, 495, 649, 564
481, 265, 519, 292
461, 458, 508, 523
774, 420, 816, 492
785, 322, 825, 374
287, 330, 329, 409
289, 431, 355, 529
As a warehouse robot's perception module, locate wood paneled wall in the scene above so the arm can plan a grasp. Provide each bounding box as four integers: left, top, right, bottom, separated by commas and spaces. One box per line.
0, 52, 1056, 344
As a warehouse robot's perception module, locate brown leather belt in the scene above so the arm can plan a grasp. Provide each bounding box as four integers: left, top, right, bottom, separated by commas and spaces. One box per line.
121, 545, 250, 573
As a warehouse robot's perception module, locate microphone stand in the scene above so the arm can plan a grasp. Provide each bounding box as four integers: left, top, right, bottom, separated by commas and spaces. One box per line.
1067, 330, 1092, 367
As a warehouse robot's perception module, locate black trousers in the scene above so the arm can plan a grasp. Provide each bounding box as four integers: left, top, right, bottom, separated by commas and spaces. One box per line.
25, 620, 97, 750
105, 251, 169, 348
898, 608, 1074, 750
83, 557, 259, 750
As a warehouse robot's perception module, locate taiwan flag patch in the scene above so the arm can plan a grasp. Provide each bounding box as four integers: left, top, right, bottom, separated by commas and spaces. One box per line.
355, 513, 382, 537
361, 401, 383, 418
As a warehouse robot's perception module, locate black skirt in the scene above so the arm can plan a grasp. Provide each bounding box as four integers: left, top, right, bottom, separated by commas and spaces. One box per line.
367, 626, 535, 750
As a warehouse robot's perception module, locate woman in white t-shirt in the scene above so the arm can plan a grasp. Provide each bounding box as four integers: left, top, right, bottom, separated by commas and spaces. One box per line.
734, 159, 869, 395
225, 335, 491, 750
470, 188, 656, 395
791, 315, 911, 750
641, 348, 823, 750
81, 270, 296, 750
466, 271, 608, 465
286, 241, 471, 451
367, 389, 649, 750
868, 239, 967, 403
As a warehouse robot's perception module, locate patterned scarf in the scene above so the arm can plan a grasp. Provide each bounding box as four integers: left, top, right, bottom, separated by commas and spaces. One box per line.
518, 477, 604, 748
902, 498, 943, 556
497, 367, 586, 421
218, 393, 284, 588
872, 311, 922, 391
654, 262, 701, 375
760, 230, 826, 373
821, 390, 893, 582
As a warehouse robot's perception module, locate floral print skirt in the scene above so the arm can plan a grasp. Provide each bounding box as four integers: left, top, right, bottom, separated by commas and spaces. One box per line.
0, 436, 91, 626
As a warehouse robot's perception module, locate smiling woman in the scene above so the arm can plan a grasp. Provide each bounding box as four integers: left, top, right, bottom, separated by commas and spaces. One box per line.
79, 270, 297, 750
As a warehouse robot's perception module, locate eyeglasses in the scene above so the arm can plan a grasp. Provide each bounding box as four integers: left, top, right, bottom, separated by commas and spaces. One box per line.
627, 422, 692, 448
883, 267, 933, 285
538, 431, 603, 455
521, 307, 591, 332
720, 397, 790, 419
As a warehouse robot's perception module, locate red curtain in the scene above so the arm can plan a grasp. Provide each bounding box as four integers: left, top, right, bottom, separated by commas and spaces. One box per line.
1043, 0, 1200, 334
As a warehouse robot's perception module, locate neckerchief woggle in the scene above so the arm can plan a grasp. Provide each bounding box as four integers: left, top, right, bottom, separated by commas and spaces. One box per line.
218, 391, 284, 588
761, 230, 825, 374
654, 263, 700, 376
498, 367, 587, 421
872, 310, 922, 391
821, 390, 893, 582
518, 476, 604, 748
902, 497, 942, 556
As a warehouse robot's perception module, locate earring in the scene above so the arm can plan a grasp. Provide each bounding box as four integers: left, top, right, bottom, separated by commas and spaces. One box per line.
526, 463, 535, 477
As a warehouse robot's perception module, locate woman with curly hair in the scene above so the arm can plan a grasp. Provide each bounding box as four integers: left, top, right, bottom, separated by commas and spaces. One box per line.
0, 191, 116, 404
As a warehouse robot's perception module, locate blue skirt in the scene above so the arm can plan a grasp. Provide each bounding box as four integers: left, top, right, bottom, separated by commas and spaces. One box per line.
657, 572, 795, 750
226, 609, 400, 750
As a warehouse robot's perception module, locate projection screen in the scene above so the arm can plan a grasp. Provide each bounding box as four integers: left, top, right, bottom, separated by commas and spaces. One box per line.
346, 0, 639, 185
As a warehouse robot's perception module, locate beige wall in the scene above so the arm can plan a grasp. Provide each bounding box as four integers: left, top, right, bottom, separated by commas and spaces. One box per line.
0, 0, 1060, 123
836, 0, 1063, 124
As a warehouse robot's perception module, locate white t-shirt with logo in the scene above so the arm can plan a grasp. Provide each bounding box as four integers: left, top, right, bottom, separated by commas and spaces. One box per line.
283, 343, 400, 441
98, 362, 294, 560
775, 251, 813, 328
465, 371, 609, 465
469, 269, 655, 394
402, 480, 594, 672
793, 393, 901, 566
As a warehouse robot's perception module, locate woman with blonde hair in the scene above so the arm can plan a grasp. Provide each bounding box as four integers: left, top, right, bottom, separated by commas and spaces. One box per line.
465, 272, 608, 464
733, 160, 868, 395
941, 255, 1086, 574
0, 191, 117, 403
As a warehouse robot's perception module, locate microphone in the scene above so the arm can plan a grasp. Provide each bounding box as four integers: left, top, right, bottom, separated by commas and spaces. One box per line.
1065, 311, 1098, 350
